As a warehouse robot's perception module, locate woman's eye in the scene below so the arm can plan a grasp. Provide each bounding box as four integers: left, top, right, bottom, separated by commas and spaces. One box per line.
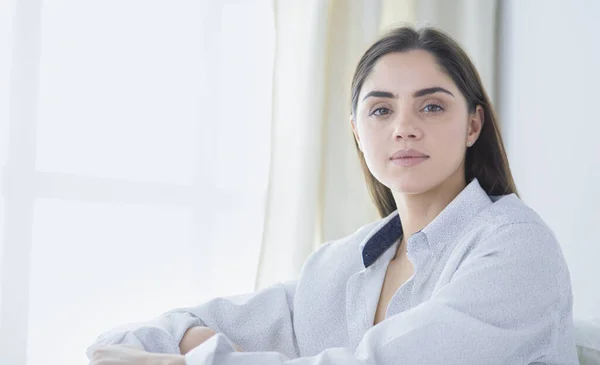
422, 104, 444, 113
370, 107, 392, 116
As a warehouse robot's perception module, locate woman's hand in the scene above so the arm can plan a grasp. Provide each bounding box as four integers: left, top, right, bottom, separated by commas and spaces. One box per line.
180, 326, 244, 354
89, 344, 185, 365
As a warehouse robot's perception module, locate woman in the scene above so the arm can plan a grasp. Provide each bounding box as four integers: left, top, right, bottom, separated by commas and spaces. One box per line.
88, 26, 578, 365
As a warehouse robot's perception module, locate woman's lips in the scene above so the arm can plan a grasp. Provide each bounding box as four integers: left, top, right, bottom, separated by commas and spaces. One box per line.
390, 156, 429, 167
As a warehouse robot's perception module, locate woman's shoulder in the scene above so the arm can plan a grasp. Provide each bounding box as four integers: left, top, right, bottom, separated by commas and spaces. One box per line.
477, 193, 552, 235
469, 193, 565, 263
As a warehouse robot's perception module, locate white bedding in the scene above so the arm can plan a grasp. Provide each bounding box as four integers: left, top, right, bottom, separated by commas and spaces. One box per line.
575, 318, 600, 365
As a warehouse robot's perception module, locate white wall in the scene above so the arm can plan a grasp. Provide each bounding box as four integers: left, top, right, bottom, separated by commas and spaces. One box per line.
499, 0, 600, 321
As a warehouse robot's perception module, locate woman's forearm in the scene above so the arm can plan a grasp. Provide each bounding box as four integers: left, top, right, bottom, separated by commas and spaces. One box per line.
179, 326, 216, 354
179, 326, 243, 354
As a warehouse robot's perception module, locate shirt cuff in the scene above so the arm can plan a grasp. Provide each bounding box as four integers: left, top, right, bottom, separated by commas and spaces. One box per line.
184, 333, 237, 365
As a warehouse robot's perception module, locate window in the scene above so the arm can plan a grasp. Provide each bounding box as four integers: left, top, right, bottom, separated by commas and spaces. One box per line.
0, 1, 275, 364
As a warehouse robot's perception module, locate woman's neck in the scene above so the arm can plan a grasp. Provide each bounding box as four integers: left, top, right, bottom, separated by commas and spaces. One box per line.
392, 173, 467, 260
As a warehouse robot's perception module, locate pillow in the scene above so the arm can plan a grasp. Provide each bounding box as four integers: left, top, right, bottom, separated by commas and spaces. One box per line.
574, 318, 600, 365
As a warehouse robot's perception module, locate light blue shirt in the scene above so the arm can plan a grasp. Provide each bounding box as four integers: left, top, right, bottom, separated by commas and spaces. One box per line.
87, 178, 579, 364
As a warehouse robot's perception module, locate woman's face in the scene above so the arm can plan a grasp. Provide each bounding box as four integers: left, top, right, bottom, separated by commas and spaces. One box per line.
352, 50, 482, 195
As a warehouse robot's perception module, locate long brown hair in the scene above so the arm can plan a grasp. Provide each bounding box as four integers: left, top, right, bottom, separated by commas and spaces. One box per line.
350, 26, 518, 218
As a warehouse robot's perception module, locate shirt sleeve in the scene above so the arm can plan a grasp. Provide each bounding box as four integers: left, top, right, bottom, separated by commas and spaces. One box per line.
86, 279, 299, 360
185, 222, 577, 365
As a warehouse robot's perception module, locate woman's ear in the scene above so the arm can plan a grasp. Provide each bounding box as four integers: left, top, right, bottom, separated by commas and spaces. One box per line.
467, 105, 484, 146
350, 117, 363, 152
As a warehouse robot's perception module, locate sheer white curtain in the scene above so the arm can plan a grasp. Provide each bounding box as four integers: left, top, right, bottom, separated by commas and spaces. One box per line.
0, 0, 274, 364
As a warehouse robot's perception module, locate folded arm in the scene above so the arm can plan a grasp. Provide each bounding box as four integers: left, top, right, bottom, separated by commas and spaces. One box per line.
86, 279, 298, 359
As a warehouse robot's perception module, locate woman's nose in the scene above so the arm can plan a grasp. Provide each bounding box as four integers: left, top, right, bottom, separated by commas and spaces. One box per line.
393, 113, 423, 141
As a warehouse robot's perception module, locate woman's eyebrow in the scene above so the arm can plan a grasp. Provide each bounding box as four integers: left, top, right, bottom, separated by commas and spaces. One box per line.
413, 87, 454, 98
362, 90, 396, 101
362, 87, 454, 102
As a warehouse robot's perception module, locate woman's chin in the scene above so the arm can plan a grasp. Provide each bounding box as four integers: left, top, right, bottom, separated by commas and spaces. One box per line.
388, 182, 430, 195
374, 165, 447, 195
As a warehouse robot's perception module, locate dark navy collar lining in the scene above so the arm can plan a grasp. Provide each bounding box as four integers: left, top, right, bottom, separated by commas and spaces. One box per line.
361, 214, 403, 268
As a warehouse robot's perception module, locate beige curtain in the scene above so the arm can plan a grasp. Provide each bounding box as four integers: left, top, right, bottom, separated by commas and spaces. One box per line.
254, 0, 333, 289
255, 0, 384, 289
414, 0, 499, 102
255, 0, 499, 289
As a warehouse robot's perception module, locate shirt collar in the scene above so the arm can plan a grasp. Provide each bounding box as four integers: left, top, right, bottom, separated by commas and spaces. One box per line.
359, 178, 494, 268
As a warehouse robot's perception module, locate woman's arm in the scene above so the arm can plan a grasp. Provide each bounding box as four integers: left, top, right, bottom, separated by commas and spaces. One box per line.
86, 279, 297, 359
179, 326, 217, 354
